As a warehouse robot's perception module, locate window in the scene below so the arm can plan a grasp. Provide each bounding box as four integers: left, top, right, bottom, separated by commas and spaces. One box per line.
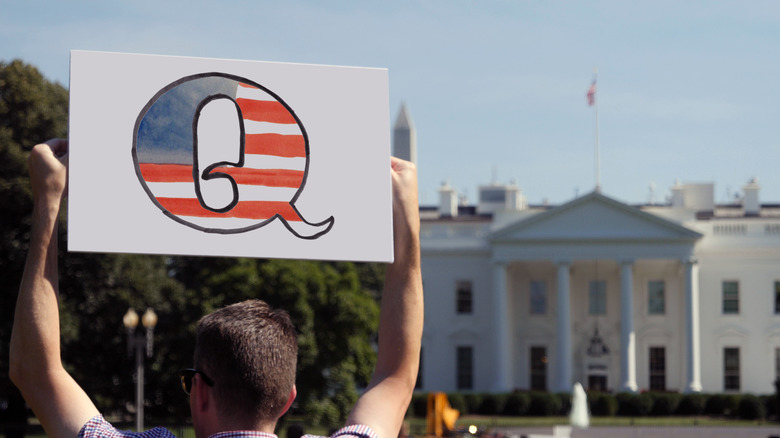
724, 347, 740, 391
589, 281, 607, 315
649, 347, 666, 391
530, 281, 547, 315
648, 281, 665, 315
456, 346, 473, 390
456, 280, 473, 314
530, 346, 547, 391
588, 374, 607, 392
722, 281, 739, 314
775, 282, 780, 314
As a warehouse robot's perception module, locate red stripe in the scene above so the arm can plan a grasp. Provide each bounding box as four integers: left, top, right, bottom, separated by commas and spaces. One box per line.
139, 163, 193, 183
245, 134, 306, 157
140, 164, 303, 188
155, 197, 302, 221
211, 167, 304, 188
236, 98, 296, 124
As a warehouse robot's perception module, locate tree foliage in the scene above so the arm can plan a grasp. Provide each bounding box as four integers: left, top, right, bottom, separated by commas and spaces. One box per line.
0, 59, 382, 430
170, 257, 381, 427
0, 59, 70, 434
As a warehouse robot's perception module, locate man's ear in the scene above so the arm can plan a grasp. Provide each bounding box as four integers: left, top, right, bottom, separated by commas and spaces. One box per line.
278, 385, 297, 418
193, 373, 212, 414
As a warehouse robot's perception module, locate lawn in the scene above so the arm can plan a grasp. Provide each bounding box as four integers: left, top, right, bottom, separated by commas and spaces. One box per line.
403, 415, 776, 435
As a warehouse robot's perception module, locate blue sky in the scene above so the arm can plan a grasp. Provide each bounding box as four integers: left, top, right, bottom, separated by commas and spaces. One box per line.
3, 0, 779, 205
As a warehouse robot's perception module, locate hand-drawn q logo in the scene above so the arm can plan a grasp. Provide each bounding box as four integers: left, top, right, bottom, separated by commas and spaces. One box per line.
132, 73, 334, 238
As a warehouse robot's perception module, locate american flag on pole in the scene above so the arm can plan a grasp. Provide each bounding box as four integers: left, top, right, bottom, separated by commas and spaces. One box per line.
586, 79, 596, 106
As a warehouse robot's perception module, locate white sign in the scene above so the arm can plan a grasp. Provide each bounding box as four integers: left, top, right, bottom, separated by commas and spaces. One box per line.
68, 50, 393, 262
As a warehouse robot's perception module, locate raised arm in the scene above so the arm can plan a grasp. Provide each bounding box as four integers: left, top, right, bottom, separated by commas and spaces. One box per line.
346, 157, 423, 438
9, 139, 99, 438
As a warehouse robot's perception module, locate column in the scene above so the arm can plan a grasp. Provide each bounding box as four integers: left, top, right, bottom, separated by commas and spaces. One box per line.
620, 260, 638, 392
683, 257, 702, 392
493, 261, 511, 392
555, 260, 572, 393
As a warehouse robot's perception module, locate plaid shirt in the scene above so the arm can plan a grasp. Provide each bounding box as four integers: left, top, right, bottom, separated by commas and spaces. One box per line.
79, 415, 377, 438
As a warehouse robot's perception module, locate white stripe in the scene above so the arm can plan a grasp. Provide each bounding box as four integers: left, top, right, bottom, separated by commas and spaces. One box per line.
146, 182, 197, 199
146, 182, 296, 202
244, 120, 302, 135
243, 155, 306, 171
239, 185, 298, 202
236, 85, 276, 101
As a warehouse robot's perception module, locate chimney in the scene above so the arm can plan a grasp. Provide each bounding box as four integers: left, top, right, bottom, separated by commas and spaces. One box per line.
438, 182, 458, 217
671, 180, 684, 208
743, 177, 760, 216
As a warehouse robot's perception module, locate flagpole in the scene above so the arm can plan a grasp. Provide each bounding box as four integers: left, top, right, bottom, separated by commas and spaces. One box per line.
593, 68, 601, 193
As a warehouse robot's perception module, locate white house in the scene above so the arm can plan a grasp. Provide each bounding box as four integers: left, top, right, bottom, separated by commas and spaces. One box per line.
417, 179, 780, 395
392, 107, 780, 395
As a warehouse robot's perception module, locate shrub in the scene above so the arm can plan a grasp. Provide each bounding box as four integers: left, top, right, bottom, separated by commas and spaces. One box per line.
649, 393, 681, 416
723, 394, 741, 417
503, 392, 531, 416
447, 393, 467, 414
589, 393, 617, 417
738, 394, 765, 420
616, 392, 651, 417
411, 393, 428, 418
703, 393, 742, 416
775, 378, 780, 418
556, 392, 572, 416
528, 392, 560, 416
676, 394, 706, 416
704, 394, 728, 416
763, 394, 778, 419
463, 393, 483, 415
478, 393, 508, 415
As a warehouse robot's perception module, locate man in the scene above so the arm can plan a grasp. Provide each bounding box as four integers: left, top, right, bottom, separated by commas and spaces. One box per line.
10, 139, 423, 438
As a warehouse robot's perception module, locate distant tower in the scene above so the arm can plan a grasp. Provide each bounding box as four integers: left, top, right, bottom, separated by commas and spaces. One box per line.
393, 103, 417, 165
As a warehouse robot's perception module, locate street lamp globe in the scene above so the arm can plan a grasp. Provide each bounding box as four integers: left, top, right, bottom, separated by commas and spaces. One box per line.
141, 308, 158, 329
123, 308, 139, 330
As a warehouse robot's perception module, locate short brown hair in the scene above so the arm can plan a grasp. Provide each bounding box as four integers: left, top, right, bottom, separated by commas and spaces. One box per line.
194, 300, 298, 425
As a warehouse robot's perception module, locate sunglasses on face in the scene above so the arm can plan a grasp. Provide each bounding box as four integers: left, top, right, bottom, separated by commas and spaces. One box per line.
180, 368, 214, 394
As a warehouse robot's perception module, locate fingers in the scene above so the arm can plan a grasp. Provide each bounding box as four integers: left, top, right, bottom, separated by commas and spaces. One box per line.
389, 157, 418, 194
389, 156, 420, 242
43, 138, 68, 159
31, 139, 69, 166
29, 139, 69, 204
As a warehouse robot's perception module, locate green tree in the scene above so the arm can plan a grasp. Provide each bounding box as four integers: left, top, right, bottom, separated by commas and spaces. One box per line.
0, 58, 70, 365
170, 257, 381, 427
0, 59, 69, 437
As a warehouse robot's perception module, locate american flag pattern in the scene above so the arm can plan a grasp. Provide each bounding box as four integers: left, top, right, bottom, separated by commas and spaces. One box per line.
133, 73, 334, 238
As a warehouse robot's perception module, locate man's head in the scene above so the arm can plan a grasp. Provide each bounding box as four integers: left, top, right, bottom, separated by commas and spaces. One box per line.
193, 299, 298, 427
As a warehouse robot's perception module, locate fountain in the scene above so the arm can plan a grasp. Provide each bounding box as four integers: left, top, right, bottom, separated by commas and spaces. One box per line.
569, 382, 589, 428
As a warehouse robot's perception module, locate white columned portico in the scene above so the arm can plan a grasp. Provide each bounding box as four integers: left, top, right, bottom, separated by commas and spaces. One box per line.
555, 260, 572, 393
492, 261, 511, 391
619, 259, 638, 392
683, 257, 703, 392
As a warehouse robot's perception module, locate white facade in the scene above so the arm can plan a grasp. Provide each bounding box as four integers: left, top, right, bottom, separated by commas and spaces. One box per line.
418, 183, 780, 395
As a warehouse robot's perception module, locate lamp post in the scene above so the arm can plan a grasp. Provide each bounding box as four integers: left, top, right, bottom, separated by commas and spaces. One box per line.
123, 308, 157, 432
